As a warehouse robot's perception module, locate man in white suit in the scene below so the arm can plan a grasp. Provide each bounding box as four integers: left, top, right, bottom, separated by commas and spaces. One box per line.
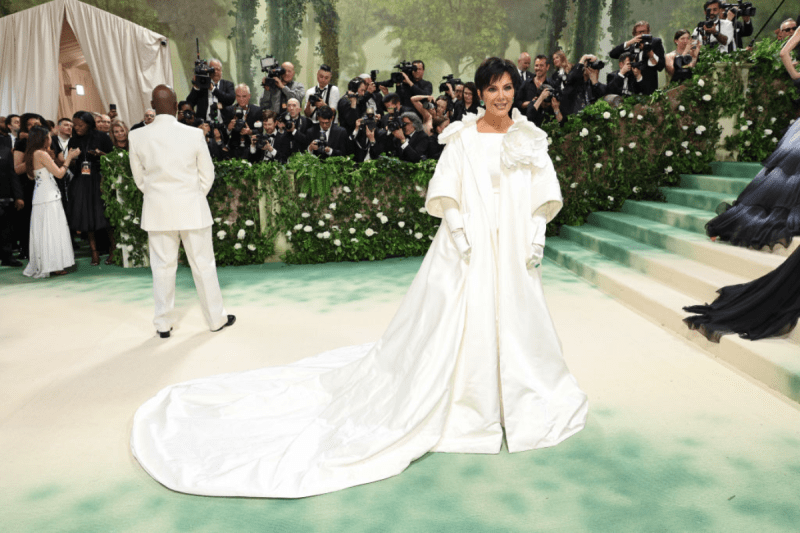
129, 85, 235, 338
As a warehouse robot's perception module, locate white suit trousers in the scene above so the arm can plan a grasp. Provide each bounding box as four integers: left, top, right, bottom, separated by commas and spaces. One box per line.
148, 227, 228, 332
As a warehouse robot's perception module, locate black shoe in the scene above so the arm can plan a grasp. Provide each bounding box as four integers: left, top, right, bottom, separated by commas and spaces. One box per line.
1, 257, 23, 267
212, 315, 236, 332
158, 328, 173, 339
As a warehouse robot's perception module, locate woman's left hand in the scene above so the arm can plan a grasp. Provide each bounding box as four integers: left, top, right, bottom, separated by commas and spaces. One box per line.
526, 244, 544, 270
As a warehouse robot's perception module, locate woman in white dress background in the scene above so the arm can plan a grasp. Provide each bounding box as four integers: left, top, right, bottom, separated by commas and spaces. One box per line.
23, 126, 80, 278
131, 57, 587, 498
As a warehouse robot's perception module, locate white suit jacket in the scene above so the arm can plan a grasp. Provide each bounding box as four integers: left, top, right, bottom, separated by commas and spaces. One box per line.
129, 114, 215, 231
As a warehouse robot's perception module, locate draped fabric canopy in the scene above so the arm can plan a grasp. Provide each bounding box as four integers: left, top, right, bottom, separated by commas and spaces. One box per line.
0, 0, 172, 126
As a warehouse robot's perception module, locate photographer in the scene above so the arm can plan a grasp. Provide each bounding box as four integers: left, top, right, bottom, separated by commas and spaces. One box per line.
390, 112, 430, 163
187, 59, 235, 123
692, 1, 735, 53
561, 55, 607, 116
515, 55, 550, 112
337, 77, 370, 133
666, 29, 700, 84
177, 101, 197, 126
250, 111, 290, 163
778, 18, 797, 40
526, 84, 564, 128
725, 3, 754, 50
305, 105, 351, 159
198, 120, 228, 160
609, 21, 666, 95
396, 60, 433, 114
221, 84, 263, 160
426, 117, 449, 160
276, 97, 311, 155
259, 61, 305, 115
350, 110, 381, 163
606, 52, 644, 97
304, 65, 339, 124
410, 94, 448, 135
451, 82, 481, 122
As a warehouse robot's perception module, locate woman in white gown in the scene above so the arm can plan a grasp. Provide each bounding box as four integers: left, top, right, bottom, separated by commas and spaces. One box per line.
23, 127, 80, 278
131, 58, 588, 498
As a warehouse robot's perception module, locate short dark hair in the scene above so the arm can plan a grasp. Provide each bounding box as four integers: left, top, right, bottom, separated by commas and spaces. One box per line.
57, 117, 72, 125
317, 105, 335, 120
72, 110, 96, 130
178, 100, 192, 110
19, 113, 45, 133
45, 120, 55, 130
704, 0, 720, 9
619, 52, 634, 64
6, 114, 19, 128
262, 110, 278, 122
347, 77, 365, 92
319, 64, 331, 73
384, 92, 401, 104
674, 29, 690, 41
413, 60, 425, 70
534, 54, 549, 64
474, 57, 520, 96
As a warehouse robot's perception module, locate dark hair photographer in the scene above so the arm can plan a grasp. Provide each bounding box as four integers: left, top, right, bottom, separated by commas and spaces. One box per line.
692, 1, 736, 53
337, 77, 370, 134
304, 105, 351, 159
606, 52, 644, 96
608, 21, 666, 95
394, 60, 433, 115
526, 83, 565, 128
561, 54, 607, 116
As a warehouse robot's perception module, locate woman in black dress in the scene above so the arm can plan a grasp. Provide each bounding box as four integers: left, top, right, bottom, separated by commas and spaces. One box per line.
68, 111, 115, 265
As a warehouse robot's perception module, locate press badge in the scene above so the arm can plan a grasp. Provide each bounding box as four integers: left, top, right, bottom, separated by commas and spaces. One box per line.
81, 161, 91, 175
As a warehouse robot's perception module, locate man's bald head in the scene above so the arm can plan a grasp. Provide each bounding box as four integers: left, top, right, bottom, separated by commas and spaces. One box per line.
151, 85, 177, 116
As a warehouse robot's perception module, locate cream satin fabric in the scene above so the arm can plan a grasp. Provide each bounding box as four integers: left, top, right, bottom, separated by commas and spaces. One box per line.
131, 111, 587, 498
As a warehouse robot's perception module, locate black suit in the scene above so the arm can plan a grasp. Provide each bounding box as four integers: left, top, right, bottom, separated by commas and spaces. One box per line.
397, 79, 433, 113
561, 65, 606, 116
518, 69, 533, 85
301, 124, 351, 159
514, 77, 547, 112
221, 104, 263, 159
130, 121, 145, 131
394, 130, 430, 163
0, 136, 20, 262
187, 79, 236, 123
252, 131, 291, 163
608, 38, 666, 95
606, 70, 644, 97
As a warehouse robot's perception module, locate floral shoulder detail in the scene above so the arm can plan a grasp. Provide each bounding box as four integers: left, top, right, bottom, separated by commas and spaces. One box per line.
501, 108, 549, 169
438, 108, 484, 145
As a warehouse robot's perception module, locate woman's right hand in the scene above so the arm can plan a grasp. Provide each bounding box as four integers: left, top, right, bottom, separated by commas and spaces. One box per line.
66, 147, 81, 162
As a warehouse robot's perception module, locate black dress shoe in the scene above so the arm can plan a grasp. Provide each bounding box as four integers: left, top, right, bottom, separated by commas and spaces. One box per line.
158, 328, 173, 339
212, 315, 236, 332
1, 257, 23, 267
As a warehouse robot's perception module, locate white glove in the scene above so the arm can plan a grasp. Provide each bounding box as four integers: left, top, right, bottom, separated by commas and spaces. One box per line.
526, 244, 544, 270
443, 202, 471, 265
526, 214, 548, 270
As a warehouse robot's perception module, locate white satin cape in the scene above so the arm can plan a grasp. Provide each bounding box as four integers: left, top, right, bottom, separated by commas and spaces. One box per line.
130, 109, 588, 498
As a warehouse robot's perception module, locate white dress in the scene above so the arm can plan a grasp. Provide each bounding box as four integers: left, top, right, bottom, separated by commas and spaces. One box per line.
131, 109, 588, 498
23, 167, 74, 279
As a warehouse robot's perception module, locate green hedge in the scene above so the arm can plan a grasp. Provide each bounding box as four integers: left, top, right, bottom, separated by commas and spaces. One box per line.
100, 37, 798, 266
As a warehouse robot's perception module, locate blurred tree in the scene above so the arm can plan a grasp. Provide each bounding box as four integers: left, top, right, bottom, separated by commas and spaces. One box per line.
1, 0, 13, 15
336, 0, 384, 79
609, 0, 631, 45
498, 0, 547, 57
574, 0, 606, 57
264, 0, 306, 71
229, 0, 258, 91
310, 0, 340, 84
543, 0, 574, 57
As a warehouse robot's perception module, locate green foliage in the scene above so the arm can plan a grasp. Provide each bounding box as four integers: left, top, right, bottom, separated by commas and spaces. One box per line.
99, 150, 148, 267
228, 0, 260, 90
310, 0, 340, 83
264, 0, 307, 70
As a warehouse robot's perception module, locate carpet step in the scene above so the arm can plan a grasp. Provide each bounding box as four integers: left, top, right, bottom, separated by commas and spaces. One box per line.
622, 200, 714, 235
545, 238, 800, 403
586, 211, 784, 279
660, 187, 735, 212
679, 174, 752, 195
710, 161, 763, 179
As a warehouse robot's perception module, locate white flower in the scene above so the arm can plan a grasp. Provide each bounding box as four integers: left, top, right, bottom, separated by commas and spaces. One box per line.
301, 212, 310, 218
618, 147, 624, 152
628, 142, 636, 149
682, 125, 688, 131
695, 151, 702, 157
329, 202, 337, 210
237, 229, 246, 239
247, 244, 256, 251
214, 217, 222, 224
398, 207, 405, 213
637, 115, 643, 120
501, 121, 548, 168
322, 231, 331, 239
132, 217, 140, 225
555, 155, 561, 161
771, 117, 777, 124
665, 150, 673, 157
298, 192, 307, 199
547, 137, 553, 145
398, 221, 406, 228
603, 111, 611, 119
293, 223, 303, 231
740, 125, 748, 132
285, 230, 291, 237
579, 128, 589, 137
570, 182, 578, 189
764, 129, 773, 135
418, 207, 427, 214
414, 232, 423, 239
351, 238, 359, 243
116, 243, 123, 249
744, 141, 751, 147
429, 236, 434, 241
702, 94, 712, 101
354, 213, 363, 219
681, 141, 689, 148
665, 166, 673, 174
334, 239, 341, 246
596, 135, 602, 142
376, 211, 383, 217
324, 214, 332, 219
318, 220, 325, 226
414, 185, 423, 192
234, 243, 242, 250
594, 163, 602, 169
632, 186, 641, 193
123, 215, 131, 221
696, 127, 706, 135
365, 228, 375, 236
126, 245, 134, 251
685, 149, 691, 154
349, 228, 356, 234
792, 119, 797, 125
343, 186, 352, 193
678, 105, 686, 112
778, 90, 785, 96
607, 196, 614, 202
316, 233, 323, 239
380, 216, 388, 224
697, 78, 705, 87
245, 219, 255, 226
620, 110, 627, 117
772, 137, 779, 143
217, 230, 226, 239
757, 106, 764, 112
372, 198, 379, 205
303, 225, 312, 232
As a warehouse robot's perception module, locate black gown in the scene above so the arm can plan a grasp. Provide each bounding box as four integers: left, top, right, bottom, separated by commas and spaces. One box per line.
67, 130, 113, 232
705, 119, 800, 249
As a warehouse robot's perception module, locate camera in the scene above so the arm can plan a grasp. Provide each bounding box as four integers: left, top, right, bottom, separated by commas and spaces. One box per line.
584, 59, 605, 70
721, 1, 756, 18
314, 131, 328, 154
260, 55, 286, 88
386, 115, 403, 133
193, 38, 214, 91
280, 112, 298, 131
371, 61, 416, 89
232, 108, 246, 133
308, 86, 324, 106
182, 109, 195, 122
251, 120, 271, 150
672, 54, 695, 83
359, 110, 377, 132
540, 84, 561, 104
439, 74, 463, 93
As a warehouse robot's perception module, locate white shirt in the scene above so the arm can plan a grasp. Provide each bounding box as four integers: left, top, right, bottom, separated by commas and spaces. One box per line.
305, 85, 340, 123
692, 18, 735, 53
206, 81, 220, 122
57, 135, 70, 153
